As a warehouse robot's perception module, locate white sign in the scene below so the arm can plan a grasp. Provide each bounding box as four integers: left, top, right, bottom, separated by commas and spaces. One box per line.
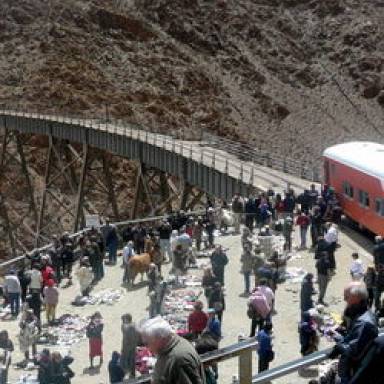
85, 214, 101, 229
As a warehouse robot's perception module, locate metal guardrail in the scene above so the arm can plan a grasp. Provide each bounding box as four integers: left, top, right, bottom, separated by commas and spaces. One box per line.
0, 108, 314, 197
203, 132, 322, 183
0, 208, 211, 273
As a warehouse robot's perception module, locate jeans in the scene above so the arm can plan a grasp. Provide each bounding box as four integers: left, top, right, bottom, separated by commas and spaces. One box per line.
107, 242, 118, 263
243, 271, 251, 293
8, 292, 20, 316
160, 239, 171, 260
300, 226, 308, 248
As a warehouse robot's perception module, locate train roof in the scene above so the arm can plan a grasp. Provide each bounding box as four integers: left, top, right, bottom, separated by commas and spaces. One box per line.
323, 142, 384, 180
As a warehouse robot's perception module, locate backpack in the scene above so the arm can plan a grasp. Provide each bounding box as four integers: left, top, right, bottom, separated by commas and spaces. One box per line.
249, 291, 270, 319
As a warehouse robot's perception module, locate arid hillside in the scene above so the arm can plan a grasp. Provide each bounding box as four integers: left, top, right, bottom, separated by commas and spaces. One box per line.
1, 0, 384, 163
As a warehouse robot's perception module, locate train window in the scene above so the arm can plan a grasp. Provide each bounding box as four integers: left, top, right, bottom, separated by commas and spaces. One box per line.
376, 199, 384, 216
342, 181, 354, 198
358, 190, 370, 208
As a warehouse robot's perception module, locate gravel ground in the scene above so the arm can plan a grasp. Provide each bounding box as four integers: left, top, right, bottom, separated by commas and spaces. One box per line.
4, 224, 374, 384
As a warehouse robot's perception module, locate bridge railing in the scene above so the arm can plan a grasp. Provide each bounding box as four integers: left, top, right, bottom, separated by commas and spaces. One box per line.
0, 107, 316, 194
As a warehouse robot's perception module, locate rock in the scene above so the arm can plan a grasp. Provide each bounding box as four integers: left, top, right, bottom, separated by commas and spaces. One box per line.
378, 91, 384, 107
362, 85, 381, 99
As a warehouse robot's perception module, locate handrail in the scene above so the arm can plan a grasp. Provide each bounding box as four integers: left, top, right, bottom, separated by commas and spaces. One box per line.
0, 208, 212, 272
128, 338, 258, 384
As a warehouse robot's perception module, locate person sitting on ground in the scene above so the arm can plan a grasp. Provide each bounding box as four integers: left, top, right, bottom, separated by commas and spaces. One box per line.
298, 311, 319, 356
108, 351, 125, 384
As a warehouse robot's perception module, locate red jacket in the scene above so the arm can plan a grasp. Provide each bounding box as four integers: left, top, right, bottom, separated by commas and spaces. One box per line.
188, 311, 208, 334
42, 266, 54, 287
296, 215, 310, 227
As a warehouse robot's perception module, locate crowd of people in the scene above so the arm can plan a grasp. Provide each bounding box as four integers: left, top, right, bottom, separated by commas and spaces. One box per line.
0, 183, 384, 384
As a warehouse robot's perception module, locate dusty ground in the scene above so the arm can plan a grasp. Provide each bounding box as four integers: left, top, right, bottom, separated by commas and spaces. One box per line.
3, 223, 374, 384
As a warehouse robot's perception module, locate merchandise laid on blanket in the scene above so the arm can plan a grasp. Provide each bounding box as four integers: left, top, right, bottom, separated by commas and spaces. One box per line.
71, 288, 123, 307
135, 274, 204, 374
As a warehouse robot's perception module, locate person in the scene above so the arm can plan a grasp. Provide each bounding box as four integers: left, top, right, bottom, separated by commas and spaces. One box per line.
19, 308, 39, 362
310, 206, 323, 247
88, 238, 104, 281
328, 282, 378, 384
257, 323, 273, 372
240, 244, 255, 295
248, 286, 271, 337
350, 252, 364, 280
76, 258, 94, 296
188, 301, 208, 339
324, 222, 338, 273
148, 263, 159, 293
36, 349, 53, 384
314, 235, 329, 260
282, 216, 293, 252
299, 312, 319, 356
158, 220, 172, 262
152, 243, 164, 276
86, 312, 104, 368
192, 219, 204, 252
0, 330, 14, 352
120, 313, 138, 378
122, 241, 135, 284
300, 273, 315, 314
210, 245, 228, 286
206, 309, 222, 341
232, 194, 244, 234
41, 260, 54, 291
208, 282, 225, 323
205, 207, 216, 248
140, 316, 204, 384
27, 289, 42, 327
27, 264, 43, 294
364, 265, 376, 308
373, 235, 384, 311
43, 279, 59, 325
173, 244, 187, 280
296, 210, 310, 249
18, 267, 31, 303
51, 351, 74, 384
257, 279, 275, 315
61, 242, 74, 283
202, 268, 217, 301
108, 351, 125, 384
4, 269, 21, 317
102, 219, 119, 264
241, 227, 253, 250
316, 251, 331, 305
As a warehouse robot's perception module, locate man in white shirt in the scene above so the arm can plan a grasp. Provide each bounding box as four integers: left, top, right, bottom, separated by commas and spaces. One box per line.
122, 241, 135, 284
4, 270, 21, 316
27, 264, 42, 293
325, 223, 338, 272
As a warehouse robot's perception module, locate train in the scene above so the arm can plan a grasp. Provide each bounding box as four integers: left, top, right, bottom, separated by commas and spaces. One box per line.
323, 141, 384, 236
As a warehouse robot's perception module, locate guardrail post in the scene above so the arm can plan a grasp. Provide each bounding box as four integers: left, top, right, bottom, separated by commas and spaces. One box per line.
240, 163, 244, 181
212, 152, 215, 168
250, 166, 254, 186
200, 150, 204, 164
283, 159, 287, 173
190, 145, 193, 159
301, 166, 306, 179
225, 159, 228, 174
145, 131, 149, 143
239, 348, 252, 384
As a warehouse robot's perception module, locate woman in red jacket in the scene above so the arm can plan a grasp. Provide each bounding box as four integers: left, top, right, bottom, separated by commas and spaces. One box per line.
188, 301, 208, 339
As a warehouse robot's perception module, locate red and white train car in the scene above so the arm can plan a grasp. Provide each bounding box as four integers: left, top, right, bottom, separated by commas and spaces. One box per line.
323, 142, 384, 236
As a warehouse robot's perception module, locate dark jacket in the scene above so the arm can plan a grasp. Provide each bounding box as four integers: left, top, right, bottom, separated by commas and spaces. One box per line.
316, 255, 331, 276
331, 307, 378, 383
152, 335, 204, 384
300, 279, 314, 313
210, 251, 228, 272
108, 353, 125, 384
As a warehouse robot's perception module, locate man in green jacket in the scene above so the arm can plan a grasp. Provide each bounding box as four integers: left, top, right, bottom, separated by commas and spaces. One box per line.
140, 317, 204, 384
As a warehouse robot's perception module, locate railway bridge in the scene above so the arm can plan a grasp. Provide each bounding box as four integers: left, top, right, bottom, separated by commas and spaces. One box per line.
0, 109, 316, 256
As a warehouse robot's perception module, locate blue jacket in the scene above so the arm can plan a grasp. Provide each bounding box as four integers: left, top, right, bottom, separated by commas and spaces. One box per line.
257, 330, 272, 358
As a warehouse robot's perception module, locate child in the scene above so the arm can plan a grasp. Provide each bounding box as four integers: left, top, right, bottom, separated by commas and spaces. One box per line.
364, 265, 376, 308
257, 323, 273, 372
350, 252, 364, 280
